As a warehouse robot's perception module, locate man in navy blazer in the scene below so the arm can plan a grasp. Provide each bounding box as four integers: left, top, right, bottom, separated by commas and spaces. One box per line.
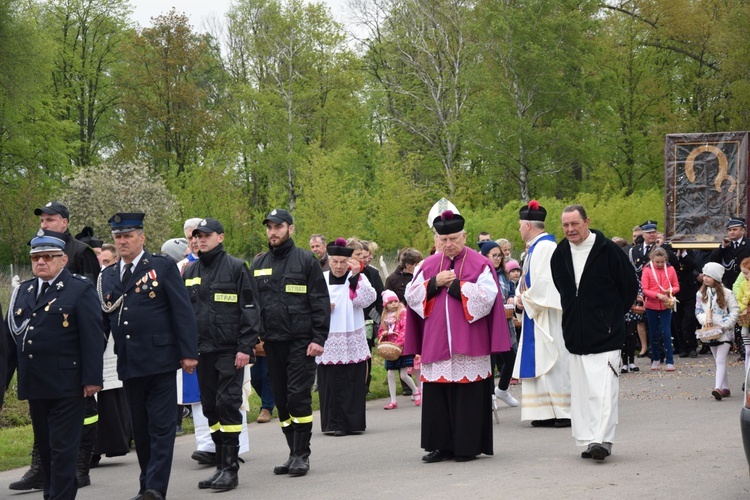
8, 229, 104, 499
98, 213, 198, 500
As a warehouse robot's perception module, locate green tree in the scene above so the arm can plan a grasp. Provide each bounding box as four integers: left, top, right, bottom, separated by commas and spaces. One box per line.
116, 9, 223, 177
0, 0, 71, 265
356, 0, 477, 197
467, 0, 599, 203
223, 0, 359, 211
43, 0, 131, 166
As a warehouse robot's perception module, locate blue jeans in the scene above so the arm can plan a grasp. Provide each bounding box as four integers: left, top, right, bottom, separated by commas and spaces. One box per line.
250, 356, 275, 411
646, 308, 674, 365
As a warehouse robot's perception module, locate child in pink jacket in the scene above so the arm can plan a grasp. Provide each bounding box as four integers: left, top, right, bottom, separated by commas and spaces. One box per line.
378, 290, 420, 409
641, 247, 680, 371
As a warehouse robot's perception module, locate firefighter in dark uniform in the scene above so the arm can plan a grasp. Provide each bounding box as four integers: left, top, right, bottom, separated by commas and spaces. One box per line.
9, 201, 102, 492
183, 218, 258, 491
98, 213, 198, 500
8, 229, 104, 500
249, 209, 330, 477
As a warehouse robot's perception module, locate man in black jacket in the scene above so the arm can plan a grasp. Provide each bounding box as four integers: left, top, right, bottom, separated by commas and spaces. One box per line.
249, 209, 330, 477
183, 218, 258, 491
551, 205, 638, 462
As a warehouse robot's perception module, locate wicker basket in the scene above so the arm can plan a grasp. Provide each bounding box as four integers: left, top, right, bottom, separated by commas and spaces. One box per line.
377, 341, 403, 361
695, 326, 723, 342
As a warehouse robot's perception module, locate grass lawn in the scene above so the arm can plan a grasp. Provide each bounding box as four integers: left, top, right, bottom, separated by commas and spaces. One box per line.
0, 352, 398, 472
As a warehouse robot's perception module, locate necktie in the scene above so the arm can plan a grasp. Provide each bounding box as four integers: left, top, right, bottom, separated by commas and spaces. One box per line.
37, 282, 50, 302
122, 263, 133, 285
734, 241, 739, 250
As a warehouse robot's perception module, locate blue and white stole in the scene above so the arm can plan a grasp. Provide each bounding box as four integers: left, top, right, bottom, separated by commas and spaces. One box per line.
519, 234, 556, 378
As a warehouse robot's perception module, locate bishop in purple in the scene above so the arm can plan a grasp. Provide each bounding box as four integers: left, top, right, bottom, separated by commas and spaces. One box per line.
404, 210, 512, 463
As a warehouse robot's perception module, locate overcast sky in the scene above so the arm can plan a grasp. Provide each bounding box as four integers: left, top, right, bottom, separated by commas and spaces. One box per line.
129, 0, 354, 30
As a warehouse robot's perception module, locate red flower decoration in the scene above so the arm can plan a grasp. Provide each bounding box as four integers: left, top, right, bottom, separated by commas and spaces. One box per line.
528, 200, 539, 210
441, 210, 454, 220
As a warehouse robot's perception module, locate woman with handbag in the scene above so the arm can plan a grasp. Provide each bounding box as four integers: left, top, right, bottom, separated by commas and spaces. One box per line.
696, 262, 739, 400
641, 247, 680, 371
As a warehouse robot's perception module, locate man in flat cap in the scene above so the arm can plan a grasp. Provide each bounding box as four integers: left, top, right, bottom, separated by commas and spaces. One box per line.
183, 218, 258, 491
249, 209, 330, 477
513, 200, 571, 428
7, 229, 104, 499
9, 202, 102, 492
98, 213, 198, 500
404, 209, 512, 463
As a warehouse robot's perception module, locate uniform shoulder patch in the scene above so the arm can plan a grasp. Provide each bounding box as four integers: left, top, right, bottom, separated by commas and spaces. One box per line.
70, 273, 89, 282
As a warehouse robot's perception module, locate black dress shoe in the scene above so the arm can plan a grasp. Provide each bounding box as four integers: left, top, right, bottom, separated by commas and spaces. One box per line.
553, 418, 571, 428
142, 489, 165, 500
630, 365, 639, 372
581, 446, 593, 459
530, 419, 557, 427
589, 444, 610, 461
129, 495, 144, 500
454, 455, 476, 462
689, 350, 698, 358
679, 351, 690, 358
422, 450, 454, 463
191, 450, 216, 465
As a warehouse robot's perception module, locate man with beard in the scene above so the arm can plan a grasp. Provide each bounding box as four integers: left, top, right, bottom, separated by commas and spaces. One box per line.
249, 209, 330, 477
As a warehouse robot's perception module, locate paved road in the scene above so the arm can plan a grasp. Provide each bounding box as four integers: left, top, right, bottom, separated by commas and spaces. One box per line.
2, 355, 749, 499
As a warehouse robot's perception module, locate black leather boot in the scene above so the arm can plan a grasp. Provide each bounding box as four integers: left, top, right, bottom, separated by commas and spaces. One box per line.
9, 443, 44, 490
77, 422, 97, 487
210, 445, 239, 490
273, 426, 295, 475
288, 430, 312, 477
76, 447, 93, 487
198, 432, 223, 489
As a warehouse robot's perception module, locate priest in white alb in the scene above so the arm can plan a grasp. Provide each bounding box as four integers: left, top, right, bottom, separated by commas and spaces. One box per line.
513, 200, 571, 428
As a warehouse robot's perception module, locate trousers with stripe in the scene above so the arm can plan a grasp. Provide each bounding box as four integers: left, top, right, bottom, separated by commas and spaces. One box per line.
264, 338, 316, 431
197, 352, 245, 445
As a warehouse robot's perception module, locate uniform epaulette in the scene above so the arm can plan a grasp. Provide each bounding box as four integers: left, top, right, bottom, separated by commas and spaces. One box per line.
151, 253, 171, 260
18, 278, 35, 288
70, 274, 89, 282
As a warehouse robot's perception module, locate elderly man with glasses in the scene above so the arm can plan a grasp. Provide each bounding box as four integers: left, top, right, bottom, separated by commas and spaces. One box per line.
8, 229, 104, 499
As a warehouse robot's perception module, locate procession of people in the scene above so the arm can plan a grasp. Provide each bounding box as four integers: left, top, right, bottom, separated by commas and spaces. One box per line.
2, 198, 749, 499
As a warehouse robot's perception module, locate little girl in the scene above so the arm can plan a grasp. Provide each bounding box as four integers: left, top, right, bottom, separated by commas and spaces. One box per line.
695, 262, 739, 400
377, 290, 420, 409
